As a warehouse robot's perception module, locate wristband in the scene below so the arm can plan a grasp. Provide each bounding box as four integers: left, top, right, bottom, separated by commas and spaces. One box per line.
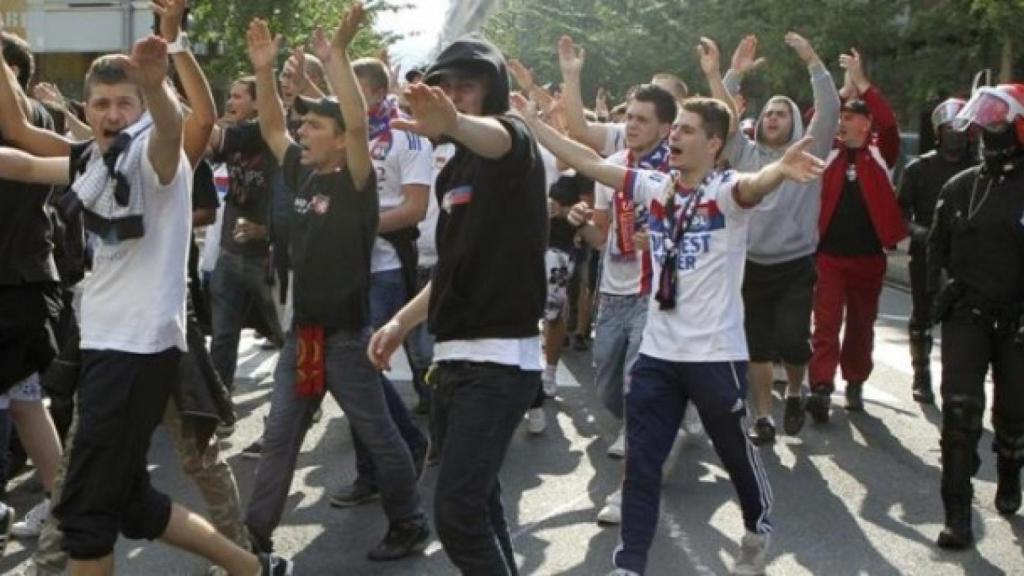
167, 33, 191, 55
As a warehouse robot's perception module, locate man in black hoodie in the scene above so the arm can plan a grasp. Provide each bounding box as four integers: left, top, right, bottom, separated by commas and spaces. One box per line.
368, 35, 548, 575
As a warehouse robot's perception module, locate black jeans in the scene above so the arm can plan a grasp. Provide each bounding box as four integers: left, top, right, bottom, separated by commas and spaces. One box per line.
433, 361, 539, 576
54, 348, 179, 559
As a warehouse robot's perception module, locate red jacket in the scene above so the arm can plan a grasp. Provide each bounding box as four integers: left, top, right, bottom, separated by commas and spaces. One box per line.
820, 87, 908, 249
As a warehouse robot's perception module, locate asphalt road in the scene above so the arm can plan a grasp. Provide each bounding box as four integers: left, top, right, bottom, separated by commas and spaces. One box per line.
2, 284, 1023, 575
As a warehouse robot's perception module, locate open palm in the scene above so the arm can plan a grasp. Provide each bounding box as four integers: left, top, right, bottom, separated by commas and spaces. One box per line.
247, 19, 280, 71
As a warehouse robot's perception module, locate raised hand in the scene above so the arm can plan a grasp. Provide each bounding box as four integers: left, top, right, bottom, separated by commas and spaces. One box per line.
779, 136, 825, 183
595, 87, 609, 118
509, 91, 539, 124
286, 47, 309, 92
151, 0, 186, 41
784, 32, 818, 65
730, 35, 766, 75
697, 36, 722, 77
125, 36, 170, 91
392, 83, 459, 139
558, 35, 585, 79
334, 2, 366, 54
508, 58, 536, 92
839, 48, 869, 91
246, 19, 281, 71
32, 82, 66, 111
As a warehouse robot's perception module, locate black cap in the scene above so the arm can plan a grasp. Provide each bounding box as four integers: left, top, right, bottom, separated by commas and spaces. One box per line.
293, 96, 345, 129
841, 99, 871, 117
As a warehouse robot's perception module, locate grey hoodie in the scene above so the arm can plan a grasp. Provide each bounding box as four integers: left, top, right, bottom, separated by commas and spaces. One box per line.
723, 63, 840, 265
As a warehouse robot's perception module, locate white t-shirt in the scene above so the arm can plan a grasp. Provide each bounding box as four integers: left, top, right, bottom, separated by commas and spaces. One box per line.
539, 144, 562, 191
594, 149, 651, 295
627, 168, 754, 362
433, 337, 544, 372
370, 128, 434, 273
417, 143, 456, 269
600, 123, 627, 156
80, 133, 192, 354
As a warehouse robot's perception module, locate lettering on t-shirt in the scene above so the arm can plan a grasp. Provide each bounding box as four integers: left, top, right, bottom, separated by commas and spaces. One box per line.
648, 200, 725, 272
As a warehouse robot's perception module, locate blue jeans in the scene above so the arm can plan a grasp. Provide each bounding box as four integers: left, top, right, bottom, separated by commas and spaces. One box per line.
433, 362, 540, 575
352, 269, 427, 486
209, 250, 284, 390
615, 355, 773, 574
246, 329, 423, 551
593, 293, 648, 419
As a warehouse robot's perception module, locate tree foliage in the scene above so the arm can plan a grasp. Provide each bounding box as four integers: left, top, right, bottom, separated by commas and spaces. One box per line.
190, 0, 401, 90
482, 0, 1023, 131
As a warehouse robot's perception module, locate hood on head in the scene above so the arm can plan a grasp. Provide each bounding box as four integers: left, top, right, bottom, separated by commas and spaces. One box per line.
755, 95, 804, 147
424, 34, 510, 116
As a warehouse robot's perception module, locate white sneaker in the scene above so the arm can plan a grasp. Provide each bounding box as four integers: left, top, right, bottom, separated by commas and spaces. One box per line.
527, 408, 547, 434
606, 569, 640, 576
12, 498, 49, 538
662, 430, 685, 482
607, 430, 626, 458
732, 531, 771, 575
597, 489, 621, 525
542, 374, 557, 397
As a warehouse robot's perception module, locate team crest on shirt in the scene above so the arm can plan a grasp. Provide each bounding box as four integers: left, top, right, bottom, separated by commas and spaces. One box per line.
442, 185, 473, 213
371, 138, 392, 161
309, 194, 331, 215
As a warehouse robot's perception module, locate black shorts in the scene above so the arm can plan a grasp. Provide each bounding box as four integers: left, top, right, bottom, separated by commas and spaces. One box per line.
0, 283, 62, 392
742, 256, 816, 364
54, 347, 179, 560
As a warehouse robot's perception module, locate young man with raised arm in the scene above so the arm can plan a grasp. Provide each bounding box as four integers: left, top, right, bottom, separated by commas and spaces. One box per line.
366, 34, 548, 575
512, 91, 824, 575
240, 6, 428, 562
715, 33, 841, 443
0, 32, 290, 576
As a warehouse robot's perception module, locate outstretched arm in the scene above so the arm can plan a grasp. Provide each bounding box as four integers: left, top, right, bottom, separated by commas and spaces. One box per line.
155, 0, 215, 169
312, 3, 373, 188
246, 19, 291, 165
123, 36, 183, 185
735, 136, 824, 205
0, 147, 70, 186
698, 37, 738, 135
558, 36, 617, 153
392, 83, 512, 160
511, 93, 626, 190
788, 32, 840, 159
0, 54, 71, 157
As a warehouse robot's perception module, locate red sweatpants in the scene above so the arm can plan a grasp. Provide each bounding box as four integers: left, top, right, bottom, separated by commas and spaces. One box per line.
809, 252, 886, 392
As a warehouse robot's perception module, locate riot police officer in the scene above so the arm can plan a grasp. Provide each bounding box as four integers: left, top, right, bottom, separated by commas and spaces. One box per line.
928, 84, 1024, 549
898, 98, 976, 404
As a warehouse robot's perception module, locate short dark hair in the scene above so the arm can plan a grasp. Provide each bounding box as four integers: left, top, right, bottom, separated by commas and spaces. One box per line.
631, 84, 677, 125
233, 76, 257, 101
84, 55, 139, 101
353, 58, 390, 93
1, 32, 34, 89
680, 97, 733, 159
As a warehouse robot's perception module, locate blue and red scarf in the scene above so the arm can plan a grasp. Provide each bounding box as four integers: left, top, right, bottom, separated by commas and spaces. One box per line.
368, 95, 401, 159
611, 140, 670, 293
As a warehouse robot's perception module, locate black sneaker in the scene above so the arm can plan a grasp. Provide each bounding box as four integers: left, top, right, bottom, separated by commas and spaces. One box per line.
782, 396, 806, 436
805, 389, 831, 424
258, 552, 293, 575
845, 381, 864, 412
366, 518, 430, 561
241, 439, 263, 460
572, 334, 590, 351
747, 418, 776, 446
0, 502, 13, 558
330, 480, 380, 508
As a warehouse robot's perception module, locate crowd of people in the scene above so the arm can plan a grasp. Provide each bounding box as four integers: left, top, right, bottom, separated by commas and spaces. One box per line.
0, 1, 1022, 575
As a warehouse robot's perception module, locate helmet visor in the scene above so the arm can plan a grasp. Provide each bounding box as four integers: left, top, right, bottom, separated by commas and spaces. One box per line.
953, 88, 1024, 133
931, 99, 965, 130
